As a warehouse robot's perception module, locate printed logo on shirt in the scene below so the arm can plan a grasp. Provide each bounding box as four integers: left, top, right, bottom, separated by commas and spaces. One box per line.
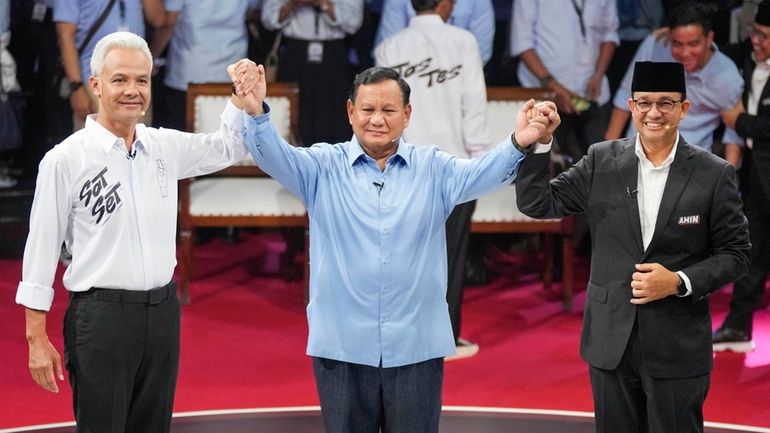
677, 215, 700, 226
78, 167, 124, 226
391, 58, 462, 87
156, 158, 168, 198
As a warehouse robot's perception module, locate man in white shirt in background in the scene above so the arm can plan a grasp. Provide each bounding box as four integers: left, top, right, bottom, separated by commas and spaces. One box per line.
374, 0, 490, 359
16, 31, 259, 433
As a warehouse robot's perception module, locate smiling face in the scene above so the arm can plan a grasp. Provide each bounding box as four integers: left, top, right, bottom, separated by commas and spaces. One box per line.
670, 24, 714, 73
347, 79, 411, 160
91, 47, 151, 128
628, 91, 690, 146
750, 22, 770, 62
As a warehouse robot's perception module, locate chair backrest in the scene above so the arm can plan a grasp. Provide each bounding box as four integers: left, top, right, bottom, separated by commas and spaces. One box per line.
186, 82, 300, 144
485, 87, 555, 144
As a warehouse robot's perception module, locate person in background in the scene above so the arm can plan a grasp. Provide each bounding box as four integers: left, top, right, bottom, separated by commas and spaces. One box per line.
260, 0, 363, 146
605, 1, 744, 166
713, 0, 770, 352
16, 31, 259, 433
54, 0, 167, 130
516, 60, 750, 433
239, 63, 559, 433
374, 0, 490, 360
149, 0, 258, 131
511, 0, 618, 162
375, 0, 494, 66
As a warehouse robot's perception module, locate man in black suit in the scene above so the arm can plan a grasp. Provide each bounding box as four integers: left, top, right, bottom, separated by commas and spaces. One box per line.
516, 61, 751, 433
715, 0, 770, 352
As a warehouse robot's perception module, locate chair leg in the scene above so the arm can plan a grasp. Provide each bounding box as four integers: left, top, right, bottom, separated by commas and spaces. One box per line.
179, 229, 193, 305
561, 233, 575, 312
542, 233, 554, 290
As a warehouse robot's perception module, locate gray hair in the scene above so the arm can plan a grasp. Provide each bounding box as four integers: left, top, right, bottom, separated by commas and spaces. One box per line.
90, 31, 153, 77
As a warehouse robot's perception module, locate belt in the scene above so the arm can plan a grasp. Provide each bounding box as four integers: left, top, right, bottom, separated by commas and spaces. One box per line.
80, 281, 176, 305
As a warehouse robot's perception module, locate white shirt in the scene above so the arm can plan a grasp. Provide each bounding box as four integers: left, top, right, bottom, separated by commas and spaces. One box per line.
634, 134, 692, 295
16, 101, 249, 311
374, 14, 490, 158
261, 0, 363, 41
746, 54, 770, 149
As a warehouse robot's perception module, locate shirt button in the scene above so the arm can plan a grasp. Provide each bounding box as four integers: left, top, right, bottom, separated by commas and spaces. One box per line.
384, 257, 391, 264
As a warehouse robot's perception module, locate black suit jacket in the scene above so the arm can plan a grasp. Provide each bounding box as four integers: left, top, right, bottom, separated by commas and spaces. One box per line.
723, 39, 770, 203
516, 138, 750, 378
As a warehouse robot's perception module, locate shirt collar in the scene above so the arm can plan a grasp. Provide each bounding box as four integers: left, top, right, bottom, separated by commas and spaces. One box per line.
347, 135, 410, 168
85, 115, 147, 156
751, 51, 770, 69
409, 14, 444, 27
634, 132, 679, 169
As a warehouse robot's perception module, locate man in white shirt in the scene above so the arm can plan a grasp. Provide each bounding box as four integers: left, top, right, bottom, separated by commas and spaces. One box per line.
16, 31, 259, 433
374, 0, 490, 359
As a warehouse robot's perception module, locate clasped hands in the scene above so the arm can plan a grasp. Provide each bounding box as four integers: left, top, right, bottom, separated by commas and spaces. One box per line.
513, 99, 561, 150
227, 59, 266, 116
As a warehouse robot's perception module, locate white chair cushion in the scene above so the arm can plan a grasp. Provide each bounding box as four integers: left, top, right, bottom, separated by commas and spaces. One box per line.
189, 177, 306, 217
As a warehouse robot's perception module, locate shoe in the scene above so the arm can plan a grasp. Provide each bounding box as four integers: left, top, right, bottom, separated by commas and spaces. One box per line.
445, 338, 479, 361
713, 327, 755, 353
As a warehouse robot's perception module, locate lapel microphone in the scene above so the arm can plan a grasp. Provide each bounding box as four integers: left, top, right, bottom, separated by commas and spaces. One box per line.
626, 186, 638, 197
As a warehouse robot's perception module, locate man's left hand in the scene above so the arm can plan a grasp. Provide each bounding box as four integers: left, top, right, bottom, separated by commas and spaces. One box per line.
630, 263, 679, 304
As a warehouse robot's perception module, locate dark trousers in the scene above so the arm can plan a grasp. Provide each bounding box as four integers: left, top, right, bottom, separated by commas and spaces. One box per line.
589, 321, 710, 433
278, 37, 353, 146
446, 200, 475, 341
312, 357, 443, 433
64, 282, 181, 433
554, 101, 612, 163
153, 82, 187, 131
723, 185, 770, 335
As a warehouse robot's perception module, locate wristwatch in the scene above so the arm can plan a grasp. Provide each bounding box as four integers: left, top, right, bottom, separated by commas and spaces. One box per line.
68, 81, 84, 92
676, 276, 688, 297
538, 74, 553, 88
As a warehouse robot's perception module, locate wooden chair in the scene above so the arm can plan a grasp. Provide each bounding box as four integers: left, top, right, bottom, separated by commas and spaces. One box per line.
471, 87, 576, 310
178, 82, 307, 303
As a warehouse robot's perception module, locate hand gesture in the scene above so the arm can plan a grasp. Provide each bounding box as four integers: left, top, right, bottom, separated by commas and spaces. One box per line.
513, 99, 560, 148
630, 263, 680, 305
227, 59, 266, 116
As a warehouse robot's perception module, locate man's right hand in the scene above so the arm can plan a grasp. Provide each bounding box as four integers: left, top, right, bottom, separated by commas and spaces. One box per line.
26, 308, 64, 393
228, 59, 265, 116
514, 99, 559, 148
70, 87, 94, 123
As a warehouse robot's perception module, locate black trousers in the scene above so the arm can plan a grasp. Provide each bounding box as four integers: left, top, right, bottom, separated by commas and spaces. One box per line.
589, 321, 710, 433
446, 200, 476, 341
278, 37, 353, 146
64, 282, 181, 433
723, 185, 770, 335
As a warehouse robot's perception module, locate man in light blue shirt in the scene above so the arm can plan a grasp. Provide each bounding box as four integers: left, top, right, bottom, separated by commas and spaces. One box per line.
511, 0, 619, 161
149, 0, 258, 130
375, 0, 494, 65
605, 1, 744, 164
240, 64, 559, 432
54, 0, 166, 128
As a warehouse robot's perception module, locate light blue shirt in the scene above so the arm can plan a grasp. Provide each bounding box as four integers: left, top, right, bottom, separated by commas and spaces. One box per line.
163, 0, 258, 91
613, 35, 744, 151
375, 0, 495, 65
54, 0, 146, 82
1, 0, 9, 35
511, 0, 619, 105
244, 104, 525, 367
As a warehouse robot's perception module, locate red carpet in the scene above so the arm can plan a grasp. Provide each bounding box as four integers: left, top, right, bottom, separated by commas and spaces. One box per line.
1, 232, 769, 430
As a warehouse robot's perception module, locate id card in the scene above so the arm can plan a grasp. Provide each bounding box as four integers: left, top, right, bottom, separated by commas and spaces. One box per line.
307, 42, 323, 64
32, 1, 48, 22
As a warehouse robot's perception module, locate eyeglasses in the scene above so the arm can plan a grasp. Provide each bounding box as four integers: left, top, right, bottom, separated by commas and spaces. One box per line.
750, 26, 769, 42
632, 99, 683, 113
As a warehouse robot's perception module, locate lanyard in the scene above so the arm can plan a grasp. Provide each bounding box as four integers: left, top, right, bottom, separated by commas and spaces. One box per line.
571, 0, 586, 39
